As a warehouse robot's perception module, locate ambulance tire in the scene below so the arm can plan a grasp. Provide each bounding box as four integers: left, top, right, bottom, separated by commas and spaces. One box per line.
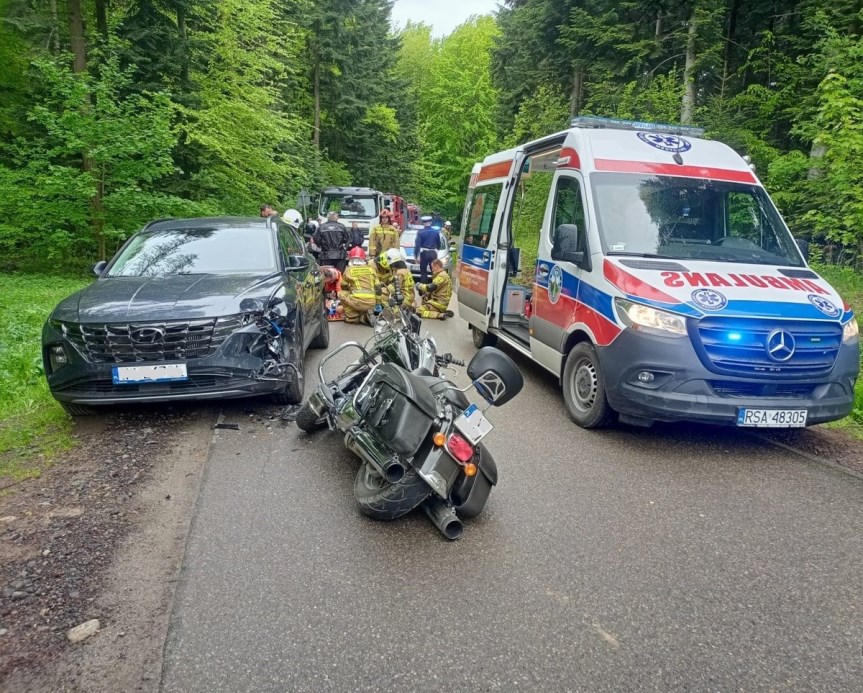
471, 326, 497, 349
562, 342, 614, 429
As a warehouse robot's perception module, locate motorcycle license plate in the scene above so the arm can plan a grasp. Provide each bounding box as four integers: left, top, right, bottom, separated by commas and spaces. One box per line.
455, 404, 493, 445
736, 408, 807, 428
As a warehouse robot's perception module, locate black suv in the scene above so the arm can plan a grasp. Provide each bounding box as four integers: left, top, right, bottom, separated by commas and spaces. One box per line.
42, 217, 328, 414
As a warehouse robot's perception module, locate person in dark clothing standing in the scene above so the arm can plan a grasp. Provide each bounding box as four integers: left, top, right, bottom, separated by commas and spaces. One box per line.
348, 222, 365, 249
313, 212, 351, 272
414, 216, 441, 284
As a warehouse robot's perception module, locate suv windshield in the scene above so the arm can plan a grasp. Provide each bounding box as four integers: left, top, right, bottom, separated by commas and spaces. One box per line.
590, 173, 804, 267
107, 226, 277, 277
319, 195, 378, 219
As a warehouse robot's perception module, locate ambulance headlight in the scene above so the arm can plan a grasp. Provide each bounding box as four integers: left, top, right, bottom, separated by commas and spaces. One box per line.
615, 298, 687, 337
843, 317, 859, 343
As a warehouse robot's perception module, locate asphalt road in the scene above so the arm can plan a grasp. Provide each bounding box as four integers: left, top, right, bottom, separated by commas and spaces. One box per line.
161, 318, 863, 692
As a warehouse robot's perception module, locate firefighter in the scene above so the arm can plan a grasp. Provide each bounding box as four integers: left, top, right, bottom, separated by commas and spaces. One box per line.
369, 208, 400, 257
416, 259, 455, 320
381, 248, 415, 312
338, 247, 379, 325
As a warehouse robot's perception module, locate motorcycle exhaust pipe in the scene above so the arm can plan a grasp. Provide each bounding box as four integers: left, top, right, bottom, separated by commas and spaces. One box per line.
344, 428, 406, 484
422, 497, 463, 541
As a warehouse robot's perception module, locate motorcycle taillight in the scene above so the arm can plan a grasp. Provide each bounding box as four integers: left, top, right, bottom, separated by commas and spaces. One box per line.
446, 433, 474, 464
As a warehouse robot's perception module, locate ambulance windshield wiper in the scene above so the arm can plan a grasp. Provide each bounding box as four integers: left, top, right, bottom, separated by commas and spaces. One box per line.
606, 251, 677, 259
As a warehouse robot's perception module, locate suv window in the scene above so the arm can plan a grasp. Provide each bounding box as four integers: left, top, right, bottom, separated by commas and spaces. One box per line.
463, 185, 502, 249
277, 222, 305, 264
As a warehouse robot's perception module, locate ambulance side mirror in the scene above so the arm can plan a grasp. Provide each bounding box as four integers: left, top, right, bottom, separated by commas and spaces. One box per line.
795, 237, 810, 262
552, 224, 584, 266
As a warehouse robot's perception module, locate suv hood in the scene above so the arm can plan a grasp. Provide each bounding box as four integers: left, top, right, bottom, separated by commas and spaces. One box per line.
52, 274, 288, 323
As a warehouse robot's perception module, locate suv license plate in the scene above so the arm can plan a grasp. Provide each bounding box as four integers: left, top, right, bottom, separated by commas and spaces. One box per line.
736, 408, 807, 428
113, 364, 188, 384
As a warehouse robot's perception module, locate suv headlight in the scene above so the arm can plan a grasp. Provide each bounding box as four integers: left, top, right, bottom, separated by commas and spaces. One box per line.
843, 317, 859, 342
615, 298, 687, 337
48, 344, 68, 370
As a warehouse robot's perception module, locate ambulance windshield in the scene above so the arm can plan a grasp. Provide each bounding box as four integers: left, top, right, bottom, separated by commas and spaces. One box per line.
590, 173, 805, 267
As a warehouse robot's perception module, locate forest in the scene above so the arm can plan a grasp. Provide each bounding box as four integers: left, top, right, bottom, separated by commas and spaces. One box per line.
1, 0, 863, 272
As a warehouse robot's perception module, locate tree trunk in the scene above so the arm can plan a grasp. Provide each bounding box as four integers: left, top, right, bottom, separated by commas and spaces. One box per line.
49, 0, 60, 53
95, 0, 108, 40
177, 5, 189, 87
313, 44, 321, 149
569, 65, 583, 118
680, 4, 698, 125
67, 0, 87, 74
720, 0, 740, 102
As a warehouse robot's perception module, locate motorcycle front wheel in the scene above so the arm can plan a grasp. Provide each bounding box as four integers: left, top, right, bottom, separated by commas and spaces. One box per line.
353, 462, 431, 520
295, 400, 327, 432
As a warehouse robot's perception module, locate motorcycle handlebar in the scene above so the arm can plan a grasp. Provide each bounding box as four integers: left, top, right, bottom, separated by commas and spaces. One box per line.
436, 353, 465, 367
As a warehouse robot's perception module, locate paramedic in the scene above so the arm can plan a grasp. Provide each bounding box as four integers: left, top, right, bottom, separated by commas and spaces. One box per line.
417, 259, 454, 320
338, 247, 378, 325
414, 216, 440, 284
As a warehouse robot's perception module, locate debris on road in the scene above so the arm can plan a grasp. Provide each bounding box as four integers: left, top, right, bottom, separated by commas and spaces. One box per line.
280, 404, 302, 422
67, 619, 100, 643
213, 422, 240, 430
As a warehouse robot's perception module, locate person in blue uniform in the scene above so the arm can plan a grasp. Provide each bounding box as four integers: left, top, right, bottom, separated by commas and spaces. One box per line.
414, 216, 441, 284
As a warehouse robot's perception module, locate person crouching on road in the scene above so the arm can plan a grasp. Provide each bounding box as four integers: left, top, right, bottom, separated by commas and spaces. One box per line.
369, 208, 400, 257
381, 248, 416, 313
415, 216, 441, 284
338, 247, 378, 325
417, 259, 455, 320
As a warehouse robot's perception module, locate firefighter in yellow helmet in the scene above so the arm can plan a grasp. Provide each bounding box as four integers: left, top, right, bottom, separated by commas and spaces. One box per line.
369, 208, 400, 257
338, 247, 379, 325
380, 248, 415, 312
417, 259, 455, 320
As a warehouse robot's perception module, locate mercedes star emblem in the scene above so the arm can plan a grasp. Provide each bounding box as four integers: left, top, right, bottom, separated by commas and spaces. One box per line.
766, 329, 795, 362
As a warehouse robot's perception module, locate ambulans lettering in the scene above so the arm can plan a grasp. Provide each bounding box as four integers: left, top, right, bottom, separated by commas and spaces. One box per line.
660, 271, 828, 294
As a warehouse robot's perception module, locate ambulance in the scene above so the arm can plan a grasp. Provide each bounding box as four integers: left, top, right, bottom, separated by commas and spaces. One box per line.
456, 117, 859, 429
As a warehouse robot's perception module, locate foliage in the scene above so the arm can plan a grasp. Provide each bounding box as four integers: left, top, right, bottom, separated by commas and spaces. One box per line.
0, 274, 89, 481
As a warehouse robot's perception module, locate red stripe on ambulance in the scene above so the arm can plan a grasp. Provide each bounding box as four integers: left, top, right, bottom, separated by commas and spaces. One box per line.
594, 159, 757, 184
533, 285, 621, 346
604, 260, 679, 303
477, 160, 513, 182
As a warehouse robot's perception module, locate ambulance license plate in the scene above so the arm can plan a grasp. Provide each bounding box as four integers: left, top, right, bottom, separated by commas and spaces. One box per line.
113, 364, 188, 384
454, 404, 493, 445
736, 408, 807, 428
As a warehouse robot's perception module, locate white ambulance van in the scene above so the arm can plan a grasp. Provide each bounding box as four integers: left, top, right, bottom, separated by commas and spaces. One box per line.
456, 117, 859, 429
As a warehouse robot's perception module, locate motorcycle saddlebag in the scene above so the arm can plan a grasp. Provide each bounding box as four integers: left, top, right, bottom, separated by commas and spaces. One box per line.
358, 363, 438, 456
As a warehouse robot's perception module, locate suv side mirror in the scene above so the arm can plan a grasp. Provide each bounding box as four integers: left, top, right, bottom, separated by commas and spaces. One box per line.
288, 255, 310, 270
92, 260, 107, 277
551, 224, 584, 265
795, 237, 810, 261
467, 347, 524, 407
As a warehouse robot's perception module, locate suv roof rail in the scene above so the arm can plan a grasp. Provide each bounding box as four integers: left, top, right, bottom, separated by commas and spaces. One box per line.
570, 116, 705, 137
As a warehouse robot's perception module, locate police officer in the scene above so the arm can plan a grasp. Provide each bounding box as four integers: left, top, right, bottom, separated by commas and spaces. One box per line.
414, 216, 440, 284
313, 211, 351, 272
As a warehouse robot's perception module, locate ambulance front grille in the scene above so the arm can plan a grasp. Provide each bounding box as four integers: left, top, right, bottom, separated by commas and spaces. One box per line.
693, 317, 842, 379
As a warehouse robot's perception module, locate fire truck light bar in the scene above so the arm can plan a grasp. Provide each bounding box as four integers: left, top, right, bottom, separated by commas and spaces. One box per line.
570, 116, 705, 137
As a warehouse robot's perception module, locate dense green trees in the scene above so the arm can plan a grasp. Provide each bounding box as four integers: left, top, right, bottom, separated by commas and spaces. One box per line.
2, 1, 863, 270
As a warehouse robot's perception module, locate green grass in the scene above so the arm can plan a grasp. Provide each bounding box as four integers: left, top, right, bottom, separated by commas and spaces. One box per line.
0, 274, 90, 483
812, 263, 863, 437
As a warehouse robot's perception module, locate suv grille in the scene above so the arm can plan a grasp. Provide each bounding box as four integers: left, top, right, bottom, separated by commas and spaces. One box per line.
694, 317, 842, 378
59, 316, 243, 363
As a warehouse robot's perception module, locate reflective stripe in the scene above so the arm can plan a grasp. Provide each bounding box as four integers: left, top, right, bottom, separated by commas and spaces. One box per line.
353, 292, 376, 299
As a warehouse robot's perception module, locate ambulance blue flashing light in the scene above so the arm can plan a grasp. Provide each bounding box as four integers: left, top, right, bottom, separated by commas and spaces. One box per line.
570, 116, 705, 138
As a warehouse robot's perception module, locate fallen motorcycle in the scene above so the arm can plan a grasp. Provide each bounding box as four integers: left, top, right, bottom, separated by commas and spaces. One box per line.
296, 300, 523, 539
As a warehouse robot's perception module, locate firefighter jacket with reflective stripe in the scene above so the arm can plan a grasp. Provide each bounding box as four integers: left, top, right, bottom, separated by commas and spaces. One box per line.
369, 224, 400, 256
419, 270, 452, 307
342, 263, 378, 300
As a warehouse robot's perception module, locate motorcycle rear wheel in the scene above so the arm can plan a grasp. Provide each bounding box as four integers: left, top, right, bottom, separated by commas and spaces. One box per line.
354, 462, 431, 520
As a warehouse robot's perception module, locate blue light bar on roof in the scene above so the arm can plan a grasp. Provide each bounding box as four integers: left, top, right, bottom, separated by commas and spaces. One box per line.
570, 116, 705, 137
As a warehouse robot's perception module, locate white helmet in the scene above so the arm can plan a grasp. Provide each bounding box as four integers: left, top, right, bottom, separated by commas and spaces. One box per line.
444, 220, 452, 228
384, 248, 403, 266
282, 208, 303, 229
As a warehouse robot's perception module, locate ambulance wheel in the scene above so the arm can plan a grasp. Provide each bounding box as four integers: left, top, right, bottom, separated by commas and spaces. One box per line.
562, 342, 614, 429
471, 326, 497, 349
